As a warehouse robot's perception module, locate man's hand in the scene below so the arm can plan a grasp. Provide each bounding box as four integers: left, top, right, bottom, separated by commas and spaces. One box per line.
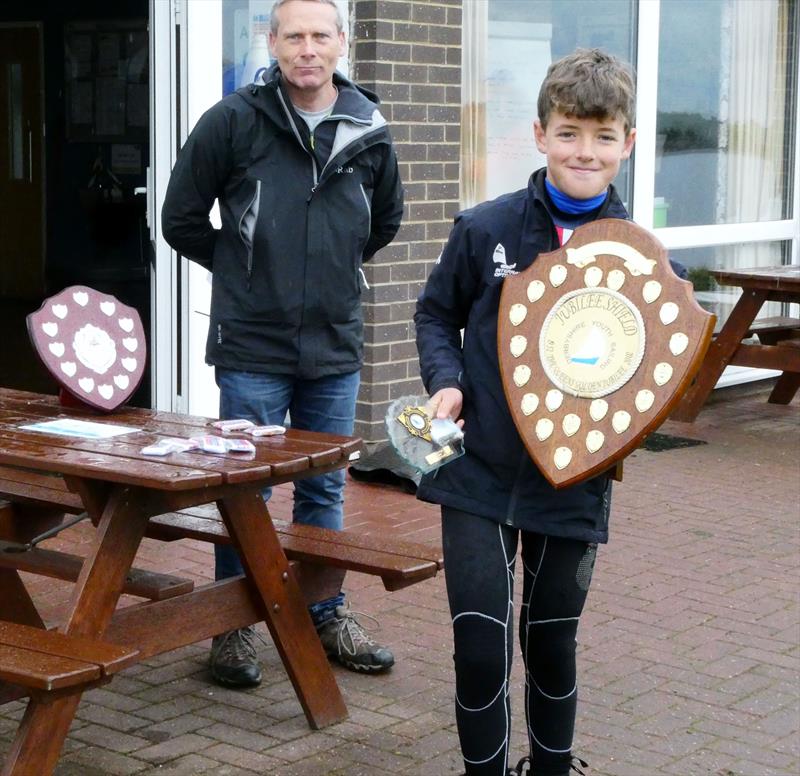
425, 387, 464, 428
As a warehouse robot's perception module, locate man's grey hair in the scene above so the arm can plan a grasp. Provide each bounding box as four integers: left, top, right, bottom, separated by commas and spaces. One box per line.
270, 0, 344, 35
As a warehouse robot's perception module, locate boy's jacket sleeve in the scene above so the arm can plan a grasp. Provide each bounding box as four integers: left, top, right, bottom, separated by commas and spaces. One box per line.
161, 104, 234, 270
415, 214, 480, 396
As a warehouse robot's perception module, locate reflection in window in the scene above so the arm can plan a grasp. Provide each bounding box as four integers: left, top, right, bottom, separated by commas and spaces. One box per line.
656, 0, 796, 233
463, 0, 635, 207
8, 63, 24, 180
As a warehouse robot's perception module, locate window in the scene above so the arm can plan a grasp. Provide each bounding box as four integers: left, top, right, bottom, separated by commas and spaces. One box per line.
655, 0, 796, 230
462, 0, 635, 207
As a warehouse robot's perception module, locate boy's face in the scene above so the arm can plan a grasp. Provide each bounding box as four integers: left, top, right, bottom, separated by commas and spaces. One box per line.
534, 111, 636, 200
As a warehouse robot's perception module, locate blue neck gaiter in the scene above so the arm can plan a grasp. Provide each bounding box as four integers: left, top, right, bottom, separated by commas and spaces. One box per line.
545, 176, 607, 214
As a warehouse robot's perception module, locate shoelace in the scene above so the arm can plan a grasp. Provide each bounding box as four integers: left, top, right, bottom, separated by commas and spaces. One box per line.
335, 608, 381, 655
215, 626, 266, 663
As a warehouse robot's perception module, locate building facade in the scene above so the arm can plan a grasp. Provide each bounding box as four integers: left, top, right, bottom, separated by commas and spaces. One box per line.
0, 0, 797, 445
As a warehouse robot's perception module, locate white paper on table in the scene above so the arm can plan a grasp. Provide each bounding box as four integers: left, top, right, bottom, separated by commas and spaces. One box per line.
19, 418, 141, 439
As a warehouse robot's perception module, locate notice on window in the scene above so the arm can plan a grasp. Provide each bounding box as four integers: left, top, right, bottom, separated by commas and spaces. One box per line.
486, 22, 551, 200
20, 418, 141, 439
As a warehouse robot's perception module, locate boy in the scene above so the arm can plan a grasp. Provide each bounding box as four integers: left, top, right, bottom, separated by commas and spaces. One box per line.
415, 49, 675, 776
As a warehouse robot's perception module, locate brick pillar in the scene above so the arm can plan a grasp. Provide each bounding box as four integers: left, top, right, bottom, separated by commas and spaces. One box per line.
351, 0, 462, 446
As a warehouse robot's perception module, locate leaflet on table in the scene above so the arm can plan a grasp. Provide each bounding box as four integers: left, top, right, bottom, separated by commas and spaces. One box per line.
19, 418, 141, 439
140, 435, 257, 456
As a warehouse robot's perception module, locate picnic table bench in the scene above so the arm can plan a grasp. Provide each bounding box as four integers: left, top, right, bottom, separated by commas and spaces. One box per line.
0, 621, 138, 695
0, 387, 442, 775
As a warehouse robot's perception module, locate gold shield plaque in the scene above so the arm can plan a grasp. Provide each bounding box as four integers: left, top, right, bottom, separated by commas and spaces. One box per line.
498, 219, 715, 488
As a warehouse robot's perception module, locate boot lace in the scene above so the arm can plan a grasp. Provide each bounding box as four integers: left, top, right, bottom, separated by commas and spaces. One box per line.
213, 625, 265, 664
332, 607, 381, 657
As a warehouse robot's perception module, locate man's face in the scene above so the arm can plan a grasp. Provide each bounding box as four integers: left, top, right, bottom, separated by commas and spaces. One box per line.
269, 1, 344, 97
534, 111, 636, 200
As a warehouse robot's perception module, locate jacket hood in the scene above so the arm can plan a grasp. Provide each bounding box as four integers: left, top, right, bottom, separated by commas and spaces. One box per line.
236, 63, 380, 126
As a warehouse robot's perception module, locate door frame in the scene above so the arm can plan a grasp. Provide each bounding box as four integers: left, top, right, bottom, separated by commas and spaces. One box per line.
0, 21, 46, 297
149, 0, 222, 416
148, 0, 183, 410
183, 0, 223, 418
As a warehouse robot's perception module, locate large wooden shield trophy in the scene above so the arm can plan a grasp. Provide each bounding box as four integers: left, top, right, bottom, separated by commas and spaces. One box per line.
27, 285, 147, 412
498, 219, 715, 488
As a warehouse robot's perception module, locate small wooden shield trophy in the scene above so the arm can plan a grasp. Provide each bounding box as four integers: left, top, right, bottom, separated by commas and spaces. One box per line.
498, 219, 715, 488
27, 285, 146, 412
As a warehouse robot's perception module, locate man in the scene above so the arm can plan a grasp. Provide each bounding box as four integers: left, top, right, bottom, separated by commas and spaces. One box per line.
162, 0, 403, 687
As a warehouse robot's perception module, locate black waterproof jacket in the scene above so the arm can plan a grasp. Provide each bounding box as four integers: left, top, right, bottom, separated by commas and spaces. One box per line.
162, 65, 404, 378
414, 169, 629, 543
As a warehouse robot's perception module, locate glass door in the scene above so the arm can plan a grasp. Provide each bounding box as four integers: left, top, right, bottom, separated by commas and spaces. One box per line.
182, 0, 223, 417
177, 0, 348, 416
149, 0, 181, 410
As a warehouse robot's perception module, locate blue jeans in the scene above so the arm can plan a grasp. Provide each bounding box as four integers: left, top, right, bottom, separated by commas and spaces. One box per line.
214, 368, 359, 623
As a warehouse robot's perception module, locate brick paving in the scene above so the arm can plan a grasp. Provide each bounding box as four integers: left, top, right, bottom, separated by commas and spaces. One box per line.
1, 382, 798, 775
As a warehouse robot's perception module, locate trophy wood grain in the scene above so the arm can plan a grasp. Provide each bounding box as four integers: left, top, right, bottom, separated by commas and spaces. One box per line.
26, 285, 146, 413
498, 219, 715, 488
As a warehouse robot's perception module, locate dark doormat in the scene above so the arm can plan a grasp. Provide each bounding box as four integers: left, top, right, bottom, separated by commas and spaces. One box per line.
348, 443, 421, 493
640, 432, 707, 452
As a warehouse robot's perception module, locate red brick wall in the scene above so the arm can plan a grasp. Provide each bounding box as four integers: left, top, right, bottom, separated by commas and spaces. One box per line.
351, 0, 462, 444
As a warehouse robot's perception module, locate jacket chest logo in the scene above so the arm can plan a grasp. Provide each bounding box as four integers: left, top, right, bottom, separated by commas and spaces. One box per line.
336, 166, 354, 174
492, 243, 518, 278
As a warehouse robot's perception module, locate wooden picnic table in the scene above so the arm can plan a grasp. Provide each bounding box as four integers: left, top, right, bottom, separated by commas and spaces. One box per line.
671, 265, 800, 421
0, 386, 362, 775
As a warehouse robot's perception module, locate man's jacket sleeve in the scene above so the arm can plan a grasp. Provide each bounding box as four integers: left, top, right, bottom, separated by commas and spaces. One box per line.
363, 143, 404, 261
414, 215, 480, 396
161, 104, 234, 270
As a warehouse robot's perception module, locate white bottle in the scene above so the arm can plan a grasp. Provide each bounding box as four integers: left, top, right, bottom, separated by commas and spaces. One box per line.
240, 34, 269, 87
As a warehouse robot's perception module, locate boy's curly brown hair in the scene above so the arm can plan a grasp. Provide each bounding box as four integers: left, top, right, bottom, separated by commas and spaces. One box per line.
537, 48, 636, 134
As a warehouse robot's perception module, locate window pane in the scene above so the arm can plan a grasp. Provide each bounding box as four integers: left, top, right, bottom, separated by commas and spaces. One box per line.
655, 0, 796, 227
482, 0, 635, 203
675, 241, 791, 326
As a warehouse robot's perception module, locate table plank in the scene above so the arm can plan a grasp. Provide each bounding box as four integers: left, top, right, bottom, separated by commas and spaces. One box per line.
0, 400, 355, 482
712, 265, 800, 291
0, 434, 222, 490
0, 423, 297, 485
0, 391, 362, 461
0, 622, 137, 676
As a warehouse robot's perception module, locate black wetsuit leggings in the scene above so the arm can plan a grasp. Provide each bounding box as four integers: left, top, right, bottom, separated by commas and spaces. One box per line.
442, 507, 598, 776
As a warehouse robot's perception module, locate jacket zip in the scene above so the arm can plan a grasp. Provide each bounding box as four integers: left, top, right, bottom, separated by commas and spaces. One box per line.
359, 182, 371, 219
275, 88, 320, 200
238, 180, 261, 290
